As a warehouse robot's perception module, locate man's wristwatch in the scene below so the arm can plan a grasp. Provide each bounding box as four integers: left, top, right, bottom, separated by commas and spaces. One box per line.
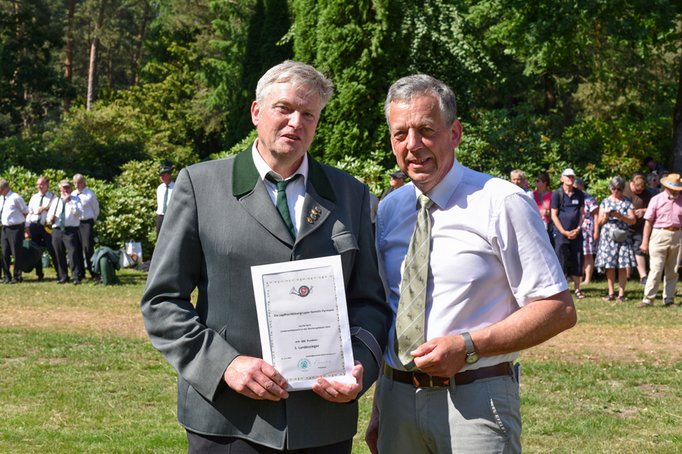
461, 332, 480, 364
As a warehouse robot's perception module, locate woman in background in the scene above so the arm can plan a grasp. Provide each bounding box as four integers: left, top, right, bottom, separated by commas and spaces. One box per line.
533, 171, 553, 246
575, 178, 599, 285
595, 176, 636, 302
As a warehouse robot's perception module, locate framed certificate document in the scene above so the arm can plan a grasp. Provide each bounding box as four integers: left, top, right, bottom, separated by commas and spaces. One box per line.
251, 255, 355, 390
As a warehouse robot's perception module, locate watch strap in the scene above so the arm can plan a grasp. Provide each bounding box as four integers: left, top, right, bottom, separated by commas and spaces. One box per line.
461, 331, 475, 355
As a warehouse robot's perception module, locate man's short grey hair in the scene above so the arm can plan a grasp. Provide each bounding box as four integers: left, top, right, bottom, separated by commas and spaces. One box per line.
608, 175, 626, 191
510, 169, 526, 179
255, 60, 334, 107
0, 179, 8, 191
384, 74, 458, 126
73, 173, 85, 184
59, 180, 72, 190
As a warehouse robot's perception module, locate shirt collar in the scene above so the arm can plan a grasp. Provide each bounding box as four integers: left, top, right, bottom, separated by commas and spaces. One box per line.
416, 158, 463, 209
251, 141, 308, 184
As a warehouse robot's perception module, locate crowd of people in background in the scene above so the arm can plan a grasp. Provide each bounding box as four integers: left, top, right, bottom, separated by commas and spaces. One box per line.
508, 157, 682, 308
1, 164, 175, 285
3, 151, 680, 306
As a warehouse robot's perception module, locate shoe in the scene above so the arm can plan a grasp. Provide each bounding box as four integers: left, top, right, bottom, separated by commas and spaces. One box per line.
639, 278, 647, 285
617, 295, 626, 303
58, 278, 67, 284
37, 275, 45, 282
663, 300, 674, 307
574, 289, 586, 299
638, 301, 652, 308
72, 279, 80, 285
602, 294, 615, 302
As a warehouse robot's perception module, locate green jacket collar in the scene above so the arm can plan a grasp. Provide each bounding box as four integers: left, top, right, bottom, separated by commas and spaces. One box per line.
232, 145, 336, 203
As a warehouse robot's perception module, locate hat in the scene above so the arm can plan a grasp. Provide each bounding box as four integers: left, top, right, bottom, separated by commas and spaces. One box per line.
561, 168, 576, 177
159, 164, 174, 175
660, 173, 682, 191
390, 171, 406, 179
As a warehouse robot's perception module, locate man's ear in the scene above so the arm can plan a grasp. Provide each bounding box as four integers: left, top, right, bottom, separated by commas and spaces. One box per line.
250, 101, 260, 127
451, 120, 463, 149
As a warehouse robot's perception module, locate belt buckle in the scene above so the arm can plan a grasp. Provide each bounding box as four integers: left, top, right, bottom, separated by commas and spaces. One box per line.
411, 373, 449, 388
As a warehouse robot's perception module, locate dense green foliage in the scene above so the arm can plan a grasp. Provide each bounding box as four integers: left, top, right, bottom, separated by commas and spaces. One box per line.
1, 0, 681, 247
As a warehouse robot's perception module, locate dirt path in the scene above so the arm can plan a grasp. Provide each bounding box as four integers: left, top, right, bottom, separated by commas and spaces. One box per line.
3, 303, 680, 365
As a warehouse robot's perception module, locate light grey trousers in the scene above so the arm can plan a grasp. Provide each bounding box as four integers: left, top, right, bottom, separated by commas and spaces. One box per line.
376, 373, 521, 454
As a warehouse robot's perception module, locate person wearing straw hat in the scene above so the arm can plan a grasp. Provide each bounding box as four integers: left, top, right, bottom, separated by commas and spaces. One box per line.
639, 173, 682, 307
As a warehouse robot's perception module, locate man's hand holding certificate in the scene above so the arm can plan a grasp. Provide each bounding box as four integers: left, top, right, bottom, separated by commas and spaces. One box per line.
251, 256, 357, 397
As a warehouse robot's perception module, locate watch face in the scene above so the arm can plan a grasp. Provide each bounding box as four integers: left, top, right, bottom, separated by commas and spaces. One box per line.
465, 352, 480, 364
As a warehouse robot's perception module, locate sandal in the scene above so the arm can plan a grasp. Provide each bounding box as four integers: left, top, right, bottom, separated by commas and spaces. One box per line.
574, 289, 585, 299
602, 294, 615, 302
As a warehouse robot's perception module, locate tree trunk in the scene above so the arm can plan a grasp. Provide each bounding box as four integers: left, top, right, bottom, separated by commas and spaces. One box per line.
672, 54, 682, 172
86, 1, 107, 111
131, 0, 151, 85
543, 73, 557, 113
63, 0, 75, 108
65, 0, 74, 82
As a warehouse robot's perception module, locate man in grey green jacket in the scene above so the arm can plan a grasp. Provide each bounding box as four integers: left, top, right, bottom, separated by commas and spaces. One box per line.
141, 61, 390, 453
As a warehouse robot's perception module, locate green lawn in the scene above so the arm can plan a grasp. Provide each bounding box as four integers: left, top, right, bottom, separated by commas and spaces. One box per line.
1, 270, 681, 453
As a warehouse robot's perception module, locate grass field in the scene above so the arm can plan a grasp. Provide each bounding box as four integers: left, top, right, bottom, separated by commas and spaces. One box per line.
1, 269, 681, 453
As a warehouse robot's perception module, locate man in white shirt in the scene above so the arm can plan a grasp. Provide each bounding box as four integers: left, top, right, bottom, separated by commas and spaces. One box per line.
0, 179, 29, 284
26, 176, 58, 281
366, 75, 577, 454
73, 174, 100, 281
155, 164, 175, 236
47, 180, 84, 284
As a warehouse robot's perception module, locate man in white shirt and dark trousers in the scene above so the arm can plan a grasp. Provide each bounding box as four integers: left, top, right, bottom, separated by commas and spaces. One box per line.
366, 75, 577, 453
47, 180, 84, 285
155, 164, 175, 236
27, 176, 58, 281
73, 174, 100, 281
0, 179, 29, 284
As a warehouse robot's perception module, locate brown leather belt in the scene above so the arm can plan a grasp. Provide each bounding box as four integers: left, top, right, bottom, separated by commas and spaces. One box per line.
656, 226, 682, 231
384, 362, 513, 388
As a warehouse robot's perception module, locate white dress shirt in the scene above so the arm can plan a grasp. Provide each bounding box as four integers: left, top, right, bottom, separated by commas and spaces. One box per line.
46, 196, 83, 228
73, 187, 99, 221
156, 181, 176, 215
27, 191, 55, 225
376, 160, 568, 371
1, 191, 29, 226
251, 142, 308, 237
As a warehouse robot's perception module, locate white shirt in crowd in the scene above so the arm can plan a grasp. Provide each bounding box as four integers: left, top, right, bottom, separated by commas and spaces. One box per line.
156, 181, 176, 215
27, 190, 56, 225
1, 191, 28, 227
73, 187, 99, 221
376, 159, 568, 371
46, 196, 83, 228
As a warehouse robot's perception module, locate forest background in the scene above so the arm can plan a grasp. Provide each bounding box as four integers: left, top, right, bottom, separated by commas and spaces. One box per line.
1, 0, 681, 255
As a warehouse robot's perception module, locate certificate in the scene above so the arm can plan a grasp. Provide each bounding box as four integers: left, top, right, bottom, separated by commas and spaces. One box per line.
251, 255, 355, 390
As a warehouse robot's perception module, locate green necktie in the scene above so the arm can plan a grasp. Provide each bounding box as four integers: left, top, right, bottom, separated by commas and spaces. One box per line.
59, 198, 66, 230
395, 193, 434, 370
266, 173, 300, 240
162, 185, 169, 214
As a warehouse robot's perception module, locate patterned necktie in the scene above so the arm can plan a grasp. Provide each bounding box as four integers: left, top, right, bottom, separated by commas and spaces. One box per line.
39, 194, 44, 223
162, 185, 169, 214
266, 173, 300, 240
395, 193, 434, 370
59, 199, 66, 230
